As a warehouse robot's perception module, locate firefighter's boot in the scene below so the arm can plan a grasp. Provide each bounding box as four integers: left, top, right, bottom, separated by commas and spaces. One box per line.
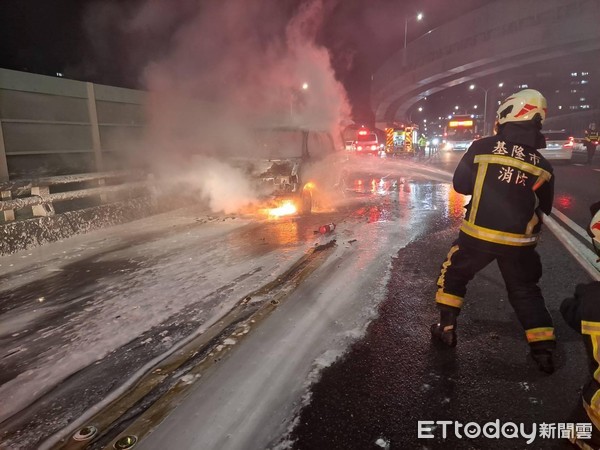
430, 323, 457, 348
431, 307, 458, 348
531, 349, 554, 374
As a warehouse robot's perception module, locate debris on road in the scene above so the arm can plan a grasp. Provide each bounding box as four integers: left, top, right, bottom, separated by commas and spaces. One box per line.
318, 223, 336, 234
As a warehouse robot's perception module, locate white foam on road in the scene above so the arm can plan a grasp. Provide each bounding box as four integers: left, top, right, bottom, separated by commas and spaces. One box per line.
136, 202, 430, 450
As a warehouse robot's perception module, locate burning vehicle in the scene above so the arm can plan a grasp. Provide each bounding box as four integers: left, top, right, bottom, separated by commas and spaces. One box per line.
234, 127, 341, 217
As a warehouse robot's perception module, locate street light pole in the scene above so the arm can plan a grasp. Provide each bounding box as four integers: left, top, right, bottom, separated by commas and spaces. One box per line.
408, 106, 423, 124
470, 82, 503, 136
403, 13, 423, 66
483, 90, 488, 136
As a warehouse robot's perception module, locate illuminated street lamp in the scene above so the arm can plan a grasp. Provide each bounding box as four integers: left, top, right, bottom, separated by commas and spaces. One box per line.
403, 12, 424, 66
408, 106, 423, 123
291, 82, 309, 120
469, 82, 504, 136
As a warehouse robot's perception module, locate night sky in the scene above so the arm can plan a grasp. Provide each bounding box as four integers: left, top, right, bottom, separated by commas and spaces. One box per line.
0, 0, 496, 122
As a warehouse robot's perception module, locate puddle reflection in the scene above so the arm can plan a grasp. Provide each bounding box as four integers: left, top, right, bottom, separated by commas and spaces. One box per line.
555, 194, 574, 210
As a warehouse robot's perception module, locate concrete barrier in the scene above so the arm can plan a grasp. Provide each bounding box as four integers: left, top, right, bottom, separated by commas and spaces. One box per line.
0, 171, 167, 255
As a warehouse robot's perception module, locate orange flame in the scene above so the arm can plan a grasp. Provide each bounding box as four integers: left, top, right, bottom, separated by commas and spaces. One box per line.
265, 200, 297, 217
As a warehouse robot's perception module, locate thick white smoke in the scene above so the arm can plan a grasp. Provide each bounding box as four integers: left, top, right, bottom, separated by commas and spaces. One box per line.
97, 0, 350, 214
174, 157, 261, 214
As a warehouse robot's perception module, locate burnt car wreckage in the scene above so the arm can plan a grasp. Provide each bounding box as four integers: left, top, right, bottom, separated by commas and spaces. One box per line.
234, 127, 342, 216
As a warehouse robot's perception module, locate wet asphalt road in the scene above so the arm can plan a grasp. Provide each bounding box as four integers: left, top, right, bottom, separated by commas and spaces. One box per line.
1, 150, 597, 449
289, 151, 598, 450
0, 160, 422, 448
0, 211, 353, 448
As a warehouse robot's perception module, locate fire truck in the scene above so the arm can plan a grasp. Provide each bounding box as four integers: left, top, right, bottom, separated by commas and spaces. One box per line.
441, 115, 479, 151
384, 124, 419, 155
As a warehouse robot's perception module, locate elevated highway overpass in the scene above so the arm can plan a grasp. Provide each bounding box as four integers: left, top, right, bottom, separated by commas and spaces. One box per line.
372, 0, 600, 129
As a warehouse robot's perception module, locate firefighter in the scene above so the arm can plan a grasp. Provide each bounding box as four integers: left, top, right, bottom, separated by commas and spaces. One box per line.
430, 89, 557, 374
560, 202, 600, 449
418, 134, 427, 158
584, 122, 599, 166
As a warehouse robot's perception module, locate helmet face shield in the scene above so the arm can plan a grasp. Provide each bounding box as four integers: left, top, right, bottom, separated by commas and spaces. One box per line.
497, 89, 547, 126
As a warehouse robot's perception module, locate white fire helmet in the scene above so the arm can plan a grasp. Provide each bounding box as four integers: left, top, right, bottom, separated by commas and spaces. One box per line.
496, 89, 547, 125
590, 202, 600, 258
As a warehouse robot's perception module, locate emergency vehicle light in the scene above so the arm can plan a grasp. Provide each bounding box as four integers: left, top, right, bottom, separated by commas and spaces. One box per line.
563, 137, 574, 148
358, 130, 368, 135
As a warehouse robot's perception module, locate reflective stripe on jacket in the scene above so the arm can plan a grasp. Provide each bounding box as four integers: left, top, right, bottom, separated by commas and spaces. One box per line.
453, 133, 554, 255
586, 130, 600, 141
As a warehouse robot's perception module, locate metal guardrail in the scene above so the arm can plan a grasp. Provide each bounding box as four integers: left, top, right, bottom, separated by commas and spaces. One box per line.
0, 171, 150, 222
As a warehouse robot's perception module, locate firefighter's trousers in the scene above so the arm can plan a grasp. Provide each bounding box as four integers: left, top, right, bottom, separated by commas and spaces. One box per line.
586, 141, 597, 165
436, 242, 555, 350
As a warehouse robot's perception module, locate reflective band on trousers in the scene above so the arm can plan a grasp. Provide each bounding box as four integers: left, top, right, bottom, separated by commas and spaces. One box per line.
435, 290, 463, 309
592, 372, 600, 416
525, 327, 556, 343
437, 245, 459, 289
582, 323, 600, 385
589, 333, 600, 387
582, 321, 600, 335
461, 220, 539, 246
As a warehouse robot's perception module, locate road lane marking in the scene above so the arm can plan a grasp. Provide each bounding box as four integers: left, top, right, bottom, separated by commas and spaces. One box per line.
544, 215, 600, 281
552, 208, 591, 242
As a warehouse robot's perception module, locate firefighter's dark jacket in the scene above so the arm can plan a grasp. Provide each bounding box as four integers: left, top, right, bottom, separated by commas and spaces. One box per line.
560, 281, 600, 430
453, 122, 554, 255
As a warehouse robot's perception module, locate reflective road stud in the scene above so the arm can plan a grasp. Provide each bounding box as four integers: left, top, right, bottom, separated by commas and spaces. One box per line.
72, 426, 98, 441
114, 435, 138, 449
